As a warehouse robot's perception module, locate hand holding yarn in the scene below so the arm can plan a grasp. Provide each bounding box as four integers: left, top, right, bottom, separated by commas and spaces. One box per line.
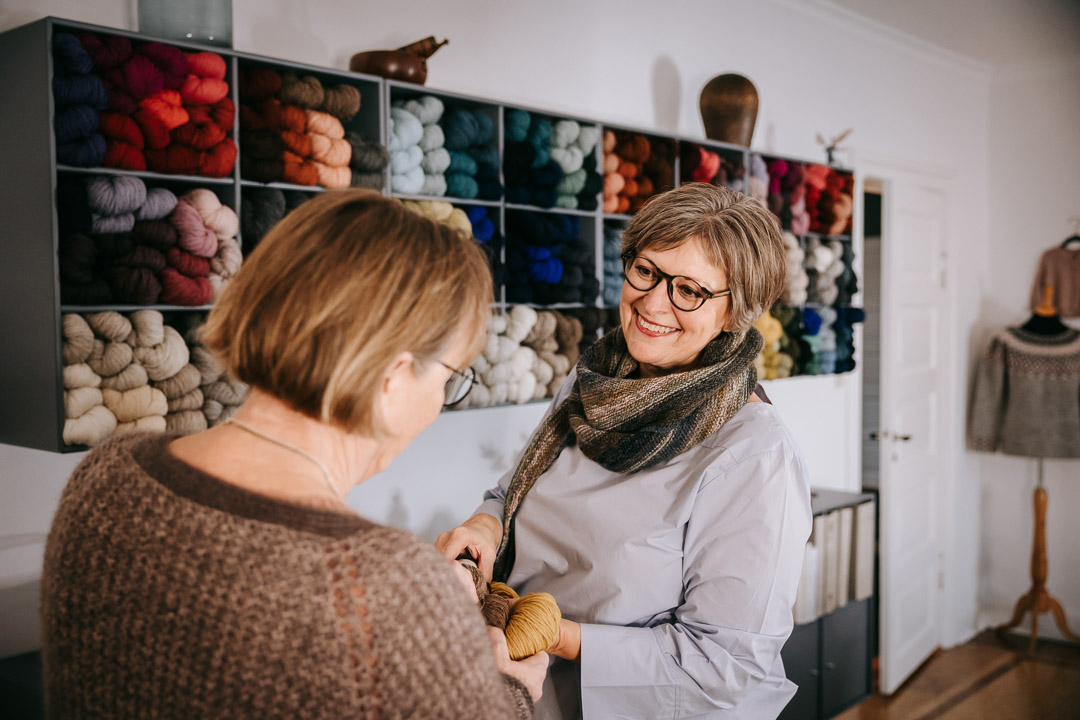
461, 562, 562, 662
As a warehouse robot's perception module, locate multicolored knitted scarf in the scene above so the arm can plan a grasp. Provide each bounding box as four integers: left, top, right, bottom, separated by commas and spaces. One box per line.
492, 325, 764, 582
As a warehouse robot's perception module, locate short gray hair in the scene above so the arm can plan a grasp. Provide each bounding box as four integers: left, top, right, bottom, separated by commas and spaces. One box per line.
621, 183, 785, 333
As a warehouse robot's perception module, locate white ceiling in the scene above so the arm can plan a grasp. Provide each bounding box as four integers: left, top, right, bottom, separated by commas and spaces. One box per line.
822, 0, 1080, 68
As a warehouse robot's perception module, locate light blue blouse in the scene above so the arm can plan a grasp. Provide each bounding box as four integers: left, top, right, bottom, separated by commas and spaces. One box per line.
476, 372, 812, 719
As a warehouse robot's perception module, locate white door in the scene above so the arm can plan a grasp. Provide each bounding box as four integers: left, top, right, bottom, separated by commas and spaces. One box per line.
877, 179, 948, 694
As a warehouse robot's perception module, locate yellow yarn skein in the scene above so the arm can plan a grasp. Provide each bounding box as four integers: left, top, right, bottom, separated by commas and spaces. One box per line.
504, 592, 561, 661
489, 582, 518, 600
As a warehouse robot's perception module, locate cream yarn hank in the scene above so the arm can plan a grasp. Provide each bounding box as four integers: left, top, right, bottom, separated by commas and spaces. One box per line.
222, 417, 345, 504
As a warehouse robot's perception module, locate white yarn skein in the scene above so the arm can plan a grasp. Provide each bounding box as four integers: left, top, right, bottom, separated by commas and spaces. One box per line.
62, 314, 94, 364
420, 123, 445, 152
88, 340, 134, 378
552, 120, 581, 148
63, 405, 117, 447
133, 326, 189, 381
421, 174, 447, 197
531, 355, 554, 386
203, 378, 249, 406
388, 107, 424, 151
422, 148, 451, 174
488, 383, 509, 405
100, 362, 149, 392
115, 416, 168, 435
399, 96, 445, 125
575, 126, 601, 155
189, 346, 223, 385
63, 363, 100, 390
127, 310, 165, 347
153, 364, 202, 399
65, 386, 104, 419
103, 385, 168, 423
391, 145, 424, 174
86, 311, 132, 342
467, 382, 491, 408
166, 410, 208, 435
550, 147, 584, 175
391, 165, 424, 194
167, 387, 204, 412
505, 305, 538, 343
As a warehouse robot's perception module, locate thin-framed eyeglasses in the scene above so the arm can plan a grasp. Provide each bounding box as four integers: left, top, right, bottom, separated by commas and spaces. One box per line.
437, 361, 475, 407
621, 253, 731, 312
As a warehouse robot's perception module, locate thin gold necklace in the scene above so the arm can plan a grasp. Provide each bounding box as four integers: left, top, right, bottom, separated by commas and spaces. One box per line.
222, 417, 346, 504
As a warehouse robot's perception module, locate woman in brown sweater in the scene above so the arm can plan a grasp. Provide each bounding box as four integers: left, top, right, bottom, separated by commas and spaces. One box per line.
41, 190, 546, 718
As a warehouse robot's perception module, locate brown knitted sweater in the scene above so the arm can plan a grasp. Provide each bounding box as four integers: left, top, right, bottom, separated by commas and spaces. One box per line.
41, 432, 533, 719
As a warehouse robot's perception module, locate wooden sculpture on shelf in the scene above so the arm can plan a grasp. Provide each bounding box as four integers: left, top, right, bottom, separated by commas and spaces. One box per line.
349, 36, 449, 85
816, 129, 852, 166
699, 73, 758, 146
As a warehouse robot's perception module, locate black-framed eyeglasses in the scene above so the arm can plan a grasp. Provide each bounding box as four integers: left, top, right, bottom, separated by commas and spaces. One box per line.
437, 361, 475, 407
621, 254, 731, 312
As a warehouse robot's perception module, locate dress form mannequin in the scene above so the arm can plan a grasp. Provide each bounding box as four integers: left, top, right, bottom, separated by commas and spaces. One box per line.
996, 286, 1080, 652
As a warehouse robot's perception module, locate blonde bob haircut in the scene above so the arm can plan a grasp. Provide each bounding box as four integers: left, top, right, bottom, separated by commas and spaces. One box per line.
621, 183, 785, 334
201, 189, 492, 434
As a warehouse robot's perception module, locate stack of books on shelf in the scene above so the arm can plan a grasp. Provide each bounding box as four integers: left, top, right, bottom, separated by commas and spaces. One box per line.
793, 498, 875, 625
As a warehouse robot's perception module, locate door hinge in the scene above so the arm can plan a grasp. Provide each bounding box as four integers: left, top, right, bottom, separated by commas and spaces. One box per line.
938, 551, 946, 590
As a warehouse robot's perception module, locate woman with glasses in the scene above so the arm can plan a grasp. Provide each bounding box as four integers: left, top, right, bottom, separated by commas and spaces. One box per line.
41, 190, 546, 719
437, 183, 813, 719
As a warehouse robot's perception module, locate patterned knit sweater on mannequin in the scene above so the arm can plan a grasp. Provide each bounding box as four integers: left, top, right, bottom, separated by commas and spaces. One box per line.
969, 327, 1080, 458
40, 432, 533, 719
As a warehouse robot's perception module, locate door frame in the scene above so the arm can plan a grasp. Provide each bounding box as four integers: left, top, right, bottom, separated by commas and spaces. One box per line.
852, 149, 962, 690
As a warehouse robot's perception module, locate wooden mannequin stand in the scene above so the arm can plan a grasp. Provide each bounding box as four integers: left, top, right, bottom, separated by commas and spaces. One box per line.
996, 459, 1080, 654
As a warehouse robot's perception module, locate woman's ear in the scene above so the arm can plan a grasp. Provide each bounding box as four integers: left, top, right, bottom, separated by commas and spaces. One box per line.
373, 351, 416, 434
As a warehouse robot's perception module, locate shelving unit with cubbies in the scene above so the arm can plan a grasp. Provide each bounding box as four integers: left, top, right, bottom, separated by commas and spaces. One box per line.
0, 14, 862, 447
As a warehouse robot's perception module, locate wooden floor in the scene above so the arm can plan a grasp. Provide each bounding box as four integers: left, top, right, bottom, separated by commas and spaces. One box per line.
835, 631, 1080, 720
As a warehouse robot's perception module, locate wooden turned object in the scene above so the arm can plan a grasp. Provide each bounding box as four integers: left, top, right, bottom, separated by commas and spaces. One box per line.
698, 73, 758, 146
995, 460, 1080, 654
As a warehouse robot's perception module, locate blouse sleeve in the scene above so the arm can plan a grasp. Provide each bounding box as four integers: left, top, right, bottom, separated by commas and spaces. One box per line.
577, 446, 812, 718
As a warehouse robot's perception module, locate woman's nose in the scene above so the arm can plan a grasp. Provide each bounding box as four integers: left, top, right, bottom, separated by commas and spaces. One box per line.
641, 280, 673, 315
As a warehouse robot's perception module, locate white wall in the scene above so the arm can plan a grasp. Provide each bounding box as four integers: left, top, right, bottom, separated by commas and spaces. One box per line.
0, 0, 995, 656
976, 57, 1080, 642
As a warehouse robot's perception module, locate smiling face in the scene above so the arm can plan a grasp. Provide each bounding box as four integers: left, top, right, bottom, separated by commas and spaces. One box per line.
619, 237, 732, 378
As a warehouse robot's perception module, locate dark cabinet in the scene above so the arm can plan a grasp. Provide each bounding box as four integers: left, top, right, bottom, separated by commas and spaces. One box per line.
778, 598, 872, 720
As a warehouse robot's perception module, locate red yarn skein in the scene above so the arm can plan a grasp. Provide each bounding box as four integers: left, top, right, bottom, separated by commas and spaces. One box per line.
199, 138, 237, 178
186, 52, 227, 80
160, 268, 212, 306
98, 112, 145, 149
104, 141, 147, 171
140, 90, 189, 130
146, 145, 201, 175
133, 108, 171, 150
210, 97, 234, 131
181, 75, 229, 105
172, 106, 227, 150
78, 33, 131, 71
166, 246, 212, 277
136, 43, 188, 90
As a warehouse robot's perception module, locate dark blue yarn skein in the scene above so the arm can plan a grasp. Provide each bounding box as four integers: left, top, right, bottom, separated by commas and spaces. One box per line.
52, 33, 93, 74
54, 73, 109, 109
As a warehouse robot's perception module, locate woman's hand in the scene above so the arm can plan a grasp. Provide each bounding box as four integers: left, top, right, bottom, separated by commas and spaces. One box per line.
435, 513, 501, 582
487, 626, 548, 703
549, 618, 582, 663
